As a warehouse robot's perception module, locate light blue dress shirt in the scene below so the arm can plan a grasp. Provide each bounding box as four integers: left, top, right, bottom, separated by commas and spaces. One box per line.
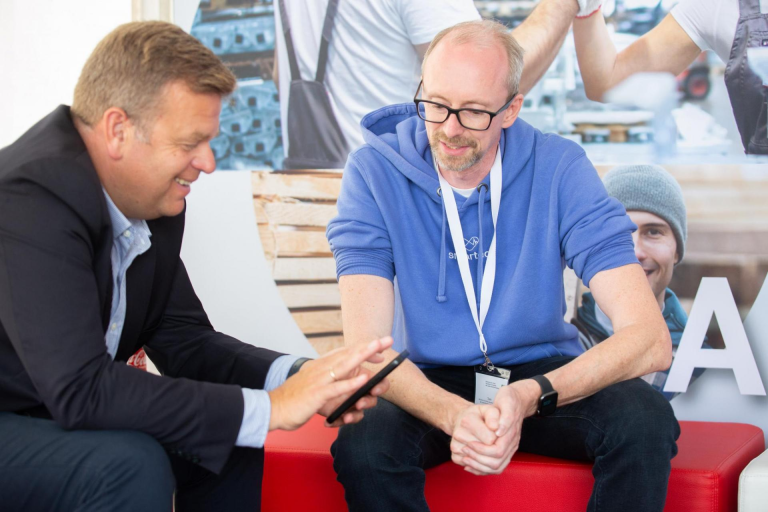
102, 190, 298, 448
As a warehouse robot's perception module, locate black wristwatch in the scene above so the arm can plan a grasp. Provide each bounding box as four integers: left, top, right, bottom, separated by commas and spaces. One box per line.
287, 357, 312, 379
530, 375, 558, 416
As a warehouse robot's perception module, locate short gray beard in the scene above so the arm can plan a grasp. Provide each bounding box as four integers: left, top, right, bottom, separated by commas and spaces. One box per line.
431, 140, 487, 173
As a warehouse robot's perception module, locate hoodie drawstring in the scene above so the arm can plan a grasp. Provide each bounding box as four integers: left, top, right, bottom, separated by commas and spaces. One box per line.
476, 184, 487, 311
436, 188, 447, 303
437, 184, 488, 304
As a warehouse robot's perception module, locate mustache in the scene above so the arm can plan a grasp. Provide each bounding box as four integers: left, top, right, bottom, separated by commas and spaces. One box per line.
432, 131, 478, 149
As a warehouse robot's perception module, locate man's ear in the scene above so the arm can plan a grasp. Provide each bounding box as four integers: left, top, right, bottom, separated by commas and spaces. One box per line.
501, 94, 525, 129
102, 107, 132, 160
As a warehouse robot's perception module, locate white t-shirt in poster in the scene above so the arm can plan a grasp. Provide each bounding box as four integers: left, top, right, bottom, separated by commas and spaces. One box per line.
670, 0, 739, 63
274, 0, 479, 156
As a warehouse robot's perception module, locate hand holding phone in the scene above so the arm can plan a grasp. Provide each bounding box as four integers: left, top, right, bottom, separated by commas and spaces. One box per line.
326, 349, 410, 424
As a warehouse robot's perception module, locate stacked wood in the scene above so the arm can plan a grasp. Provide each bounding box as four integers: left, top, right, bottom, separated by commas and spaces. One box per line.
252, 170, 345, 355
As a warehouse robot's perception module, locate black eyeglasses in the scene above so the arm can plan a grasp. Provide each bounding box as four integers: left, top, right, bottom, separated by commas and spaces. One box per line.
413, 80, 516, 131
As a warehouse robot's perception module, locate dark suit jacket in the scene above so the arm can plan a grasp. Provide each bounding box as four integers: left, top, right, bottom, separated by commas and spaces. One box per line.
0, 105, 284, 473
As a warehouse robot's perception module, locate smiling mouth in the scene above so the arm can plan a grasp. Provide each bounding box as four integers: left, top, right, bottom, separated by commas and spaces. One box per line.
175, 178, 192, 187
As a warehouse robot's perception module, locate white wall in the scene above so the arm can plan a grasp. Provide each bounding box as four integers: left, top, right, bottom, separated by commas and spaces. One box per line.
0, 0, 132, 148
181, 172, 317, 357
174, 0, 200, 32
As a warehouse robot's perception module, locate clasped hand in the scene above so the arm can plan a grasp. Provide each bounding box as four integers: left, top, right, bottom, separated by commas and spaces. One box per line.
450, 383, 531, 476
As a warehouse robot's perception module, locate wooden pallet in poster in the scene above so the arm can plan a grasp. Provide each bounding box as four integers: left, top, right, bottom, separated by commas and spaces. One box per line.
252, 170, 344, 355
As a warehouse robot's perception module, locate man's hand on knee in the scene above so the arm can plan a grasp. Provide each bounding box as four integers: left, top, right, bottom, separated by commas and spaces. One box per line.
268, 337, 393, 431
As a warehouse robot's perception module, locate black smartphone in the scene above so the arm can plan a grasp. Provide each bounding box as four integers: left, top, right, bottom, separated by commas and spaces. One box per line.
326, 349, 410, 424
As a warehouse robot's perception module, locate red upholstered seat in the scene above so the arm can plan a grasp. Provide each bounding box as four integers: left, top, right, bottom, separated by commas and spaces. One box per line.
262, 415, 764, 512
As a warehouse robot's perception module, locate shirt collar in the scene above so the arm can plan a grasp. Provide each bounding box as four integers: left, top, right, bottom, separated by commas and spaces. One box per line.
102, 188, 151, 241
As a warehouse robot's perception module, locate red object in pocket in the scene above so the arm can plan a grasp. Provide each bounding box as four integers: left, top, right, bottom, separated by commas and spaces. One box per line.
127, 348, 147, 371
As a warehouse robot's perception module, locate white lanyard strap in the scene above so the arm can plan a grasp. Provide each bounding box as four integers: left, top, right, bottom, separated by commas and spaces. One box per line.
435, 147, 502, 364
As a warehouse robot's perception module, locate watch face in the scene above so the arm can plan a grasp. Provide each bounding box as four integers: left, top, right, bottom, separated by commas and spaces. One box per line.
538, 391, 558, 416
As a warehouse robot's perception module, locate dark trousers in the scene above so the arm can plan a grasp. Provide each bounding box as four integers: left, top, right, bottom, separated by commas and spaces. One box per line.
332, 356, 680, 512
0, 412, 264, 512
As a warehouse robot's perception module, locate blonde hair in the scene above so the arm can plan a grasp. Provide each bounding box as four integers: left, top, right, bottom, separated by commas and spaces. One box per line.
72, 21, 236, 134
421, 19, 524, 96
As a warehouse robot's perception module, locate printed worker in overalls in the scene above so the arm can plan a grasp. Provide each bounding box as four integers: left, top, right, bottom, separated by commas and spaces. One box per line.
573, 0, 768, 155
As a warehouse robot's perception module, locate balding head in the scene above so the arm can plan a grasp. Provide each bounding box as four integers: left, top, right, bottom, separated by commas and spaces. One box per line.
422, 19, 525, 97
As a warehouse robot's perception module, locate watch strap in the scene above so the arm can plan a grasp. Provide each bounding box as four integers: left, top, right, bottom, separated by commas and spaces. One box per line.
530, 374, 554, 395
530, 374, 557, 416
287, 357, 312, 379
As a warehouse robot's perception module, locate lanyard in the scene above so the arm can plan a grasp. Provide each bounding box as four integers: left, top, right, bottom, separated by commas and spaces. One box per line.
435, 147, 502, 368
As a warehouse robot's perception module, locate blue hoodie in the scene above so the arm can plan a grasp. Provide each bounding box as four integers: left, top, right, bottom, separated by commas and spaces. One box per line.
327, 104, 638, 368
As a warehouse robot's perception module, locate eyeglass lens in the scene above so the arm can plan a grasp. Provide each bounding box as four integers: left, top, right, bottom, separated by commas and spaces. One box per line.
417, 102, 491, 131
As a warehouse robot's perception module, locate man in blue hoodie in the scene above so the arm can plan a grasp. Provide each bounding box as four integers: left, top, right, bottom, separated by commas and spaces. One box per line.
327, 19, 679, 512
573, 165, 705, 401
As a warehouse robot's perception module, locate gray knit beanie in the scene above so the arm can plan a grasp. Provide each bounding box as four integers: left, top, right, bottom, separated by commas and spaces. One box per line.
603, 165, 687, 263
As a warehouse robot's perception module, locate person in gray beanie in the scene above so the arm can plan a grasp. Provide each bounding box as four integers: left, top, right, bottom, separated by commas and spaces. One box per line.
573, 164, 705, 400
603, 164, 687, 264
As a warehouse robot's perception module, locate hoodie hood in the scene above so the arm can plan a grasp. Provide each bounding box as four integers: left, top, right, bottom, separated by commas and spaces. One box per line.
359, 103, 535, 205
360, 103, 535, 305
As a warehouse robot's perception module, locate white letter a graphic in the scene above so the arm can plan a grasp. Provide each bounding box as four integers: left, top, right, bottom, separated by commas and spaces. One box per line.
664, 277, 766, 395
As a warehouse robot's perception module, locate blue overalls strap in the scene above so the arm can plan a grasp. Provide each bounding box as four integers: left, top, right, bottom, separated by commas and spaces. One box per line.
278, 0, 341, 83
740, 0, 763, 16
277, 0, 302, 81
316, 0, 341, 83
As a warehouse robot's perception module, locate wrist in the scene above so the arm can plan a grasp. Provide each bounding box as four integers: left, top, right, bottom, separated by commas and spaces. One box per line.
267, 389, 282, 431
510, 379, 541, 418
439, 395, 473, 435
287, 357, 312, 379
576, 4, 601, 19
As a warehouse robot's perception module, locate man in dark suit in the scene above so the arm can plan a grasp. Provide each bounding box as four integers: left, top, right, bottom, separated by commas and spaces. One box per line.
0, 21, 391, 512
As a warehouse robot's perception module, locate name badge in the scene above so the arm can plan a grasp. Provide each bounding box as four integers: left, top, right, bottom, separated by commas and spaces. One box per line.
474, 365, 511, 405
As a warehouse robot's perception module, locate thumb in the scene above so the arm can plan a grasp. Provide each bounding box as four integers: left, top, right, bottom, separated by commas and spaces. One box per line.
495, 398, 514, 437
482, 405, 500, 432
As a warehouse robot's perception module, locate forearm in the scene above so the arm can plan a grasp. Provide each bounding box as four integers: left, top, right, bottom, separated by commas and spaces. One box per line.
545, 321, 671, 407
545, 265, 672, 407
512, 0, 579, 95
574, 13, 702, 101
572, 9, 621, 100
339, 275, 469, 434
371, 353, 471, 434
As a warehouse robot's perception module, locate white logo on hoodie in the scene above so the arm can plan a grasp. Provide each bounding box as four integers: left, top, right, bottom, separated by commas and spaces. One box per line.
449, 236, 488, 261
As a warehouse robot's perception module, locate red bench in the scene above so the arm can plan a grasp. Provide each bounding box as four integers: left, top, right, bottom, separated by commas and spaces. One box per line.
263, 415, 764, 512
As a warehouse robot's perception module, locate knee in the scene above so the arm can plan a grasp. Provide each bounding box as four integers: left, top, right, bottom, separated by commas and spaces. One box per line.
95, 431, 175, 496
332, 399, 413, 479
605, 382, 680, 459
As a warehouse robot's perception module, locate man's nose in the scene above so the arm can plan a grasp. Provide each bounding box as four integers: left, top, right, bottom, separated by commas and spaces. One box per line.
193, 143, 217, 174
633, 233, 647, 261
441, 112, 465, 139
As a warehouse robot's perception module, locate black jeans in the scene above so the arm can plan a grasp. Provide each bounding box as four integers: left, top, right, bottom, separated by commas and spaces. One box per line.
332, 356, 680, 512
0, 412, 264, 512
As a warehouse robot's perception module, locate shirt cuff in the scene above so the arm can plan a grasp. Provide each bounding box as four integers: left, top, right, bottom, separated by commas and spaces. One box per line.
265, 354, 300, 392
235, 388, 271, 448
